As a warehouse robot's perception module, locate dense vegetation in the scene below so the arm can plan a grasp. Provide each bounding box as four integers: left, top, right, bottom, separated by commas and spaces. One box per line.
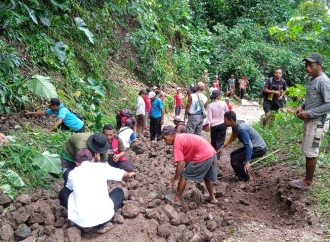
0, 0, 330, 215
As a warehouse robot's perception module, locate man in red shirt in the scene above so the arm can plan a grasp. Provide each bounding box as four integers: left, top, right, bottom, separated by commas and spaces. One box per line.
212, 75, 221, 90
174, 87, 183, 116
143, 88, 152, 130
160, 126, 218, 205
225, 97, 233, 111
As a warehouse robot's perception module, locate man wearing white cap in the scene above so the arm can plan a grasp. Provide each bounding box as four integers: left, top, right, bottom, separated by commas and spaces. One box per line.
173, 116, 186, 133
149, 91, 164, 141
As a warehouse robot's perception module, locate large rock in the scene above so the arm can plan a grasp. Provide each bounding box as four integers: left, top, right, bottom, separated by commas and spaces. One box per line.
28, 213, 45, 224
26, 201, 53, 218
157, 223, 173, 239
0, 224, 14, 241
112, 212, 124, 224
131, 141, 145, 154
66, 227, 81, 242
0, 194, 11, 205
214, 182, 229, 197
13, 208, 33, 224
16, 194, 32, 205
122, 202, 140, 218
15, 224, 31, 240
45, 214, 55, 225
54, 229, 65, 241
163, 204, 179, 220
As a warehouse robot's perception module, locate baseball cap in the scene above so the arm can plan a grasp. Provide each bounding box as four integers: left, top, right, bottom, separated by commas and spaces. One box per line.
75, 148, 93, 162
159, 125, 176, 139
302, 53, 323, 63
50, 98, 60, 106
153, 86, 158, 90
189, 84, 195, 88
211, 89, 223, 98
177, 87, 181, 90
225, 97, 230, 101
87, 133, 110, 154
173, 116, 183, 122
215, 75, 218, 78
148, 91, 156, 98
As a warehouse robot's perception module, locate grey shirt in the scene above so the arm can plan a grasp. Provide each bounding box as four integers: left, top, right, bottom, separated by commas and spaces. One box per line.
228, 78, 236, 86
304, 72, 330, 121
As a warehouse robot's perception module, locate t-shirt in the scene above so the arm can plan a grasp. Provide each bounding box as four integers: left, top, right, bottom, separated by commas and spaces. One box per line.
66, 162, 125, 227
118, 127, 136, 150
174, 94, 183, 107
142, 95, 151, 112
173, 134, 216, 163
226, 102, 233, 111
239, 79, 246, 89
136, 96, 145, 115
150, 97, 163, 118
61, 133, 108, 162
228, 78, 235, 86
206, 101, 228, 127
45, 104, 84, 131
263, 78, 287, 103
189, 93, 208, 114
213, 80, 220, 90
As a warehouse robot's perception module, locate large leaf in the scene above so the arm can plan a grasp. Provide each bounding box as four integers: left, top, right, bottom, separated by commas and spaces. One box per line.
4, 169, 25, 187
26, 75, 58, 99
51, 41, 67, 62
32, 151, 61, 174
74, 17, 94, 44
40, 16, 51, 27
21, 3, 38, 24
50, 0, 70, 9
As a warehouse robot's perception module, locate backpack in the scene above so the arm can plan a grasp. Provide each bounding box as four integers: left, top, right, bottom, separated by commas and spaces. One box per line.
69, 109, 84, 121
119, 108, 133, 117
263, 77, 286, 95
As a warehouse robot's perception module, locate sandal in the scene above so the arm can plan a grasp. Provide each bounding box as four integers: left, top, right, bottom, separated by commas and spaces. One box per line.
165, 194, 181, 206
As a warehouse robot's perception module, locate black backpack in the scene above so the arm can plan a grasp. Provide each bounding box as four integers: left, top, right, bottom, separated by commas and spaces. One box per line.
69, 109, 84, 121
119, 108, 133, 117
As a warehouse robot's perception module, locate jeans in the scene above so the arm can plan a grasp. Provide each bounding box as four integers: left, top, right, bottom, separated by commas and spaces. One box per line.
150, 117, 162, 141
230, 147, 267, 181
108, 160, 134, 172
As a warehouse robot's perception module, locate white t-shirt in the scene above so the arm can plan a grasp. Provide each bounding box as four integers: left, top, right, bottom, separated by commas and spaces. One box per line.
118, 127, 136, 150
189, 93, 208, 114
66, 162, 125, 227
136, 96, 145, 115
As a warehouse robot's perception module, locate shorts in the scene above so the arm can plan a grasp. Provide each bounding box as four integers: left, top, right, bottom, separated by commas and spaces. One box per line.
263, 100, 279, 113
138, 114, 145, 128
181, 155, 217, 183
302, 119, 329, 157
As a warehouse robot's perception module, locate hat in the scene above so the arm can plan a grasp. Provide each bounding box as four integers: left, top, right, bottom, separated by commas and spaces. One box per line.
50, 98, 60, 106
215, 75, 218, 78
153, 86, 158, 90
159, 125, 176, 139
125, 118, 132, 127
173, 116, 183, 122
203, 70, 208, 73
87, 133, 110, 153
211, 89, 223, 98
225, 97, 230, 101
148, 91, 156, 98
302, 53, 323, 63
177, 87, 181, 90
189, 84, 195, 88
75, 148, 93, 162
139, 89, 146, 95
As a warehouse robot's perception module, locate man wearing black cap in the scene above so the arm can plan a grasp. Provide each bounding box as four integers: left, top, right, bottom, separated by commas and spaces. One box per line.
290, 53, 330, 190
160, 125, 218, 205
60, 132, 110, 183
25, 98, 85, 133
59, 148, 136, 233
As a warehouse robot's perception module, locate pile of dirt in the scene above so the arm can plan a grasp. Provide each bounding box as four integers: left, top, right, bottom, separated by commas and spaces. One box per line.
0, 133, 325, 241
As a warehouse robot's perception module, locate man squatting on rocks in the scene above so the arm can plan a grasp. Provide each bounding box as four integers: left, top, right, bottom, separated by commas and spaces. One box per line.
219, 111, 267, 182
25, 98, 85, 133
161, 126, 218, 205
291, 53, 330, 190
59, 148, 135, 233
60, 132, 110, 183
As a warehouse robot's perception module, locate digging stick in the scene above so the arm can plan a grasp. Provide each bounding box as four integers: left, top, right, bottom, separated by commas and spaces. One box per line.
218, 149, 281, 179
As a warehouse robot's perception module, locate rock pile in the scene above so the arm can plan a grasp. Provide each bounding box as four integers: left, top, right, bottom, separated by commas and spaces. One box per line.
0, 136, 320, 241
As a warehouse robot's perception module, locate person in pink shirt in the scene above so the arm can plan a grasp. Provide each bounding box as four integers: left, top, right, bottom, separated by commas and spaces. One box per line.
206, 90, 228, 158
225, 97, 233, 111
174, 87, 183, 116
143, 88, 152, 130
160, 126, 218, 205
212, 75, 221, 90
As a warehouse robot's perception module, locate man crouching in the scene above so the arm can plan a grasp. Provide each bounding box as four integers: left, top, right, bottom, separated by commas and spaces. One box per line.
160, 126, 218, 205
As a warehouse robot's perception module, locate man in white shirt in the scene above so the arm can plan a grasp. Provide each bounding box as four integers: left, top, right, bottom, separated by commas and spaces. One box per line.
119, 119, 136, 150
136, 89, 146, 133
59, 149, 135, 234
184, 82, 208, 135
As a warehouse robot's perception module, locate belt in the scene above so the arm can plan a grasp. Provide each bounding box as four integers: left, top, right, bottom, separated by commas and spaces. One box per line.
188, 113, 202, 116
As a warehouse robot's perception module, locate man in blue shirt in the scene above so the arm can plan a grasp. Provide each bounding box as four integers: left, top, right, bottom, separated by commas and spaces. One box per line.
149, 91, 164, 141
25, 98, 85, 133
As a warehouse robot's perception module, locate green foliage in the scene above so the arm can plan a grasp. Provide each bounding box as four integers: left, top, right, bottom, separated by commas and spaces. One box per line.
26, 75, 58, 99
32, 151, 61, 174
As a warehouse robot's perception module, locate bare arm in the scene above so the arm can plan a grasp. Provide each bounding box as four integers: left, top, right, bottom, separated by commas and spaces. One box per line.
172, 161, 185, 181
184, 95, 192, 120
0, 133, 8, 144
48, 118, 63, 132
